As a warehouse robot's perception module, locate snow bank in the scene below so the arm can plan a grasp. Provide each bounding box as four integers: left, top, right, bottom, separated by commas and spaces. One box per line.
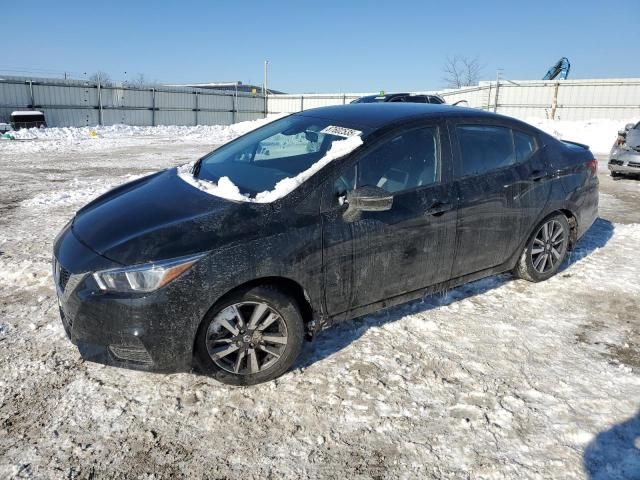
8, 114, 287, 144
527, 118, 636, 154
177, 135, 363, 203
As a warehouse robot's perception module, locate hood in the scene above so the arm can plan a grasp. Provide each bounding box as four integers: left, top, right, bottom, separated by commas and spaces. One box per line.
72, 168, 268, 265
626, 129, 640, 150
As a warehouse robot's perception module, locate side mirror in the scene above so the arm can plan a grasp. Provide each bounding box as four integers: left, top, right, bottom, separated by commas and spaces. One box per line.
343, 186, 393, 221
625, 123, 635, 131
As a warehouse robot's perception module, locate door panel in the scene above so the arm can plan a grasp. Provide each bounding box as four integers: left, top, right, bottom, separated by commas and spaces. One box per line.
452, 168, 521, 276
450, 123, 551, 278
321, 121, 456, 316
349, 185, 457, 308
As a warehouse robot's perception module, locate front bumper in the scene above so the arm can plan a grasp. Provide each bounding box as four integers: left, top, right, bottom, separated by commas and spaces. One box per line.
608, 151, 640, 174
53, 226, 207, 373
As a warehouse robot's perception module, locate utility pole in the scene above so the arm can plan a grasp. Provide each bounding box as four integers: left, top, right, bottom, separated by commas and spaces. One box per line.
494, 69, 503, 113
263, 60, 269, 116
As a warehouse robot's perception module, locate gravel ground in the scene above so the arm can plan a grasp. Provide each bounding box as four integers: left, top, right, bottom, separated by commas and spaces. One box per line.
0, 130, 638, 479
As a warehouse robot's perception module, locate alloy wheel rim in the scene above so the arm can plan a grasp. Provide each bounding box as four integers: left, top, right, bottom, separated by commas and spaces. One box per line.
206, 301, 288, 375
531, 220, 566, 274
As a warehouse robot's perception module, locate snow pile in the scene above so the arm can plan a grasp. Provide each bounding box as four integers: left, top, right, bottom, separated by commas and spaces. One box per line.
528, 118, 636, 154
177, 135, 363, 203
7, 114, 287, 145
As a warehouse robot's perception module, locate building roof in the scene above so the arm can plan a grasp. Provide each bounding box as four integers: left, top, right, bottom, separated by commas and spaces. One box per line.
164, 82, 284, 95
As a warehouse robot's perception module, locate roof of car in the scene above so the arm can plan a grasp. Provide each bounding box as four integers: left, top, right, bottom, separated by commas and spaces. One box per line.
296, 103, 499, 129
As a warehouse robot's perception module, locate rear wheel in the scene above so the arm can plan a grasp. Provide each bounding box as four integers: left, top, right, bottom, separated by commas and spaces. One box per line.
195, 286, 304, 386
514, 214, 570, 282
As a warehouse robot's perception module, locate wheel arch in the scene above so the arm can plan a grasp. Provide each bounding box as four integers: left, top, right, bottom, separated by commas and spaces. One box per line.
558, 208, 578, 248
193, 276, 317, 356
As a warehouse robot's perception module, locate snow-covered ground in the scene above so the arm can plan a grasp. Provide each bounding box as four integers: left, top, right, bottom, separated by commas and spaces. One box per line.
0, 119, 638, 479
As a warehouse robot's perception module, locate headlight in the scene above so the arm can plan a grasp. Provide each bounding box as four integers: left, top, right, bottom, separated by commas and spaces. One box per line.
93, 253, 206, 293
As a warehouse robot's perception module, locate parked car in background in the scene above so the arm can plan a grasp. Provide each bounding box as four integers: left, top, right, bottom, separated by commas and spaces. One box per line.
351, 93, 446, 104
53, 104, 598, 385
10, 110, 46, 129
609, 121, 640, 177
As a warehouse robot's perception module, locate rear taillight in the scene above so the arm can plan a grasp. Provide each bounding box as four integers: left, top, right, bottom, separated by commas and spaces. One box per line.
586, 158, 598, 175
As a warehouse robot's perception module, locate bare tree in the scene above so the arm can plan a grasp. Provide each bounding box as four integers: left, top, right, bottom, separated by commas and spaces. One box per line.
125, 73, 159, 89
442, 56, 483, 89
89, 71, 113, 86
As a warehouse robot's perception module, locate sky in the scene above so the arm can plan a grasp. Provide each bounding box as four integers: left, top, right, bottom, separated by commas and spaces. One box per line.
1, 0, 638, 93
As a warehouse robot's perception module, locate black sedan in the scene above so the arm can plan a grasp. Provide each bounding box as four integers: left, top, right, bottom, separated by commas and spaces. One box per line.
53, 104, 599, 385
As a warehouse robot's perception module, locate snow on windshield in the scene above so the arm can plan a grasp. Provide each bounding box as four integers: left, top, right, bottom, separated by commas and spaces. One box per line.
177, 135, 363, 203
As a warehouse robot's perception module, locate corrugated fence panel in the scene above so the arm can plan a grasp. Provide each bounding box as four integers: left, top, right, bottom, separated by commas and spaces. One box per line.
156, 91, 195, 109
34, 84, 98, 107
0, 82, 31, 107
3, 76, 640, 127
156, 110, 195, 126
198, 111, 234, 125
236, 95, 264, 114
103, 109, 152, 126
267, 96, 303, 113
198, 93, 233, 112
42, 108, 99, 127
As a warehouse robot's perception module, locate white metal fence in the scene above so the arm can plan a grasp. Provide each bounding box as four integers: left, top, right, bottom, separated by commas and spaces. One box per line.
3, 76, 640, 127
0, 76, 266, 127
267, 78, 640, 122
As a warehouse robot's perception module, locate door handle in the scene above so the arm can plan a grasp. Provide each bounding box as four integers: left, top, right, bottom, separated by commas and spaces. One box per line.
425, 201, 453, 216
531, 170, 546, 182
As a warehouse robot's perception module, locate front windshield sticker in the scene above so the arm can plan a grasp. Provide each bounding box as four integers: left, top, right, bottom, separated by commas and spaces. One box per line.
319, 125, 363, 138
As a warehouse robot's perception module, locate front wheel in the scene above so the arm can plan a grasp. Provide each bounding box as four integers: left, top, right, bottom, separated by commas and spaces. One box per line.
195, 286, 304, 386
514, 214, 570, 282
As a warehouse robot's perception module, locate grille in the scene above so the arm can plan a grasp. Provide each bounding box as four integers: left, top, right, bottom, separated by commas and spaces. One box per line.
629, 162, 640, 168
109, 345, 153, 365
53, 257, 71, 292
609, 159, 624, 166
59, 266, 71, 291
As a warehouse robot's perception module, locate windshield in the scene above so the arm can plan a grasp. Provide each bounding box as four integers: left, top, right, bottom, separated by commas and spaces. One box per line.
195, 114, 364, 197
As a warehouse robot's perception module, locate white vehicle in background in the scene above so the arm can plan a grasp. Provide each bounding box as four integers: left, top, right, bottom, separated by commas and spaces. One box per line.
609, 121, 640, 177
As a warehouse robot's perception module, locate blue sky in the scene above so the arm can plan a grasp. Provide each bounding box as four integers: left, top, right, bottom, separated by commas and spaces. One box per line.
1, 0, 638, 92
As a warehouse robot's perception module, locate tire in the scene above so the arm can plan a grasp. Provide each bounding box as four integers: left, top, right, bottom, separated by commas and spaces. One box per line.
611, 171, 622, 178
195, 285, 304, 386
513, 214, 570, 283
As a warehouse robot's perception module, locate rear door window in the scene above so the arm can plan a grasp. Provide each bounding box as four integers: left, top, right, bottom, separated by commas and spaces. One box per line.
456, 125, 514, 176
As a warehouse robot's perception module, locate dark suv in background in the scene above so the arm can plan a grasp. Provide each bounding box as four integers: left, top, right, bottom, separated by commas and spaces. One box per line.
351, 93, 446, 104
53, 104, 599, 385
